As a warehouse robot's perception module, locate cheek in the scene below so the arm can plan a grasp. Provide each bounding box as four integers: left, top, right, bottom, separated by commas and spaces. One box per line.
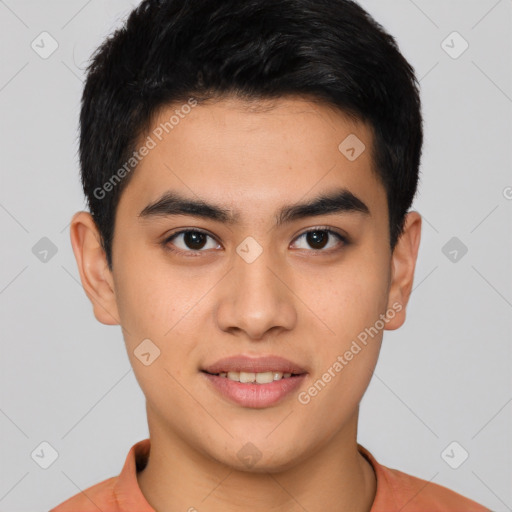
112, 251, 213, 376
301, 252, 389, 389
113, 242, 187, 326
311, 261, 389, 334
318, 257, 389, 401
113, 260, 199, 400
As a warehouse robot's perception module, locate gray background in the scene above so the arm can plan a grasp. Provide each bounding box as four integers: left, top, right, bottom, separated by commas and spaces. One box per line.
0, 0, 511, 510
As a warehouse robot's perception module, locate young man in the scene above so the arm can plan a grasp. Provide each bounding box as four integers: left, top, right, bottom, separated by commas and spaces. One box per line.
50, 0, 490, 510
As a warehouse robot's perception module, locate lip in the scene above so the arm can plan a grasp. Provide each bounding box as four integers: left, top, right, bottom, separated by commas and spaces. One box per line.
202, 355, 308, 375
202, 372, 307, 408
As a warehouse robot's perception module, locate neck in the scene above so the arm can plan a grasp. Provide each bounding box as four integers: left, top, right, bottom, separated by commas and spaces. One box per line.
137, 407, 376, 512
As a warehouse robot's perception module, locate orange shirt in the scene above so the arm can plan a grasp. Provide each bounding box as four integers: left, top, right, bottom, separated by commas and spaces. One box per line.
50, 438, 490, 511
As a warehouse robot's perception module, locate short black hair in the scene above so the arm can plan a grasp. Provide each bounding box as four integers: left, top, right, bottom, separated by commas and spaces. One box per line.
80, 0, 423, 270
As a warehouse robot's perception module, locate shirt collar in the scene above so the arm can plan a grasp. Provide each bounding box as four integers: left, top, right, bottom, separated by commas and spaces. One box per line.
113, 438, 155, 511
357, 442, 398, 511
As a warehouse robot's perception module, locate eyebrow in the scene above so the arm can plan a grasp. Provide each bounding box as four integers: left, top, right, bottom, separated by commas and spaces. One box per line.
138, 187, 370, 226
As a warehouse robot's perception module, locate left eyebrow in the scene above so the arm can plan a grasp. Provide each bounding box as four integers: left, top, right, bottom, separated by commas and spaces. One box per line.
276, 188, 370, 225
138, 187, 370, 226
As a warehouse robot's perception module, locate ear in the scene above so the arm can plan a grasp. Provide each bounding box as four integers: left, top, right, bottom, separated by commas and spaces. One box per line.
69, 211, 120, 325
385, 211, 422, 330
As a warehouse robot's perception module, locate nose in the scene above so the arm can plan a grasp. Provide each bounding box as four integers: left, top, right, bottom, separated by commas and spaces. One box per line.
214, 245, 297, 341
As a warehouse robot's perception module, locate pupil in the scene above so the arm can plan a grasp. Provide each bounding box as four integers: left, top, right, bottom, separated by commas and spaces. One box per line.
185, 231, 206, 249
307, 230, 328, 249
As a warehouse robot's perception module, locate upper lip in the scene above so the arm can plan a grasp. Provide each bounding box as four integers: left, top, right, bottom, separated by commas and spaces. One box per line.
202, 355, 308, 375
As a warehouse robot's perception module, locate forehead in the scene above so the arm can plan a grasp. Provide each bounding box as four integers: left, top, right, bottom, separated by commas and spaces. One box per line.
118, 95, 386, 222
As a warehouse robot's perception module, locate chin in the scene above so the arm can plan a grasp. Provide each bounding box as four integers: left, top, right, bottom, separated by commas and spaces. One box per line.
214, 440, 309, 474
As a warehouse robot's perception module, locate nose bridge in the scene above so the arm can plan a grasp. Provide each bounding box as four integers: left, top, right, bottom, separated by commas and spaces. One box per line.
215, 239, 296, 339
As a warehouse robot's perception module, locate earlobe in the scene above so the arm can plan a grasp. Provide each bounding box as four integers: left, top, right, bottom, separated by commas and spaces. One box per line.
385, 211, 422, 331
69, 211, 121, 326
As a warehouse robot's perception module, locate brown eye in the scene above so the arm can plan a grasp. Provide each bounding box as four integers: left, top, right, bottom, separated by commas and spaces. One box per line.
182, 231, 208, 250
291, 228, 347, 251
164, 230, 221, 253
306, 230, 329, 249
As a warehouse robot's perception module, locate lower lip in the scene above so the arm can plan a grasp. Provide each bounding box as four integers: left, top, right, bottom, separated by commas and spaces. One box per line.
202, 372, 307, 408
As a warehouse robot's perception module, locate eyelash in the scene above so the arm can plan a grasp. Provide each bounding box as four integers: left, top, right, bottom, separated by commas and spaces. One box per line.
162, 226, 348, 257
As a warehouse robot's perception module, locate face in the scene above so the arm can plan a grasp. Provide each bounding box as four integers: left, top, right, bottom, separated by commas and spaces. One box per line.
71, 96, 421, 472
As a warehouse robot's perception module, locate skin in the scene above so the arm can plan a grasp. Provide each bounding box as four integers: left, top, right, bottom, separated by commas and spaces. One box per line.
70, 96, 421, 512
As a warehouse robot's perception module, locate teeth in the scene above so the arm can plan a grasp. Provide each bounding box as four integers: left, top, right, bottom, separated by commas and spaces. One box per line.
239, 371, 256, 383
256, 372, 274, 384
217, 371, 295, 383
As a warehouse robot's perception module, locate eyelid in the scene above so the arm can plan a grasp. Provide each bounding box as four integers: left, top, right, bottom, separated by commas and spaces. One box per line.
164, 227, 213, 240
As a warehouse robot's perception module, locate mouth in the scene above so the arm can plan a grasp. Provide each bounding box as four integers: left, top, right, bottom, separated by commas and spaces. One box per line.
200, 355, 308, 408
201, 369, 305, 384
